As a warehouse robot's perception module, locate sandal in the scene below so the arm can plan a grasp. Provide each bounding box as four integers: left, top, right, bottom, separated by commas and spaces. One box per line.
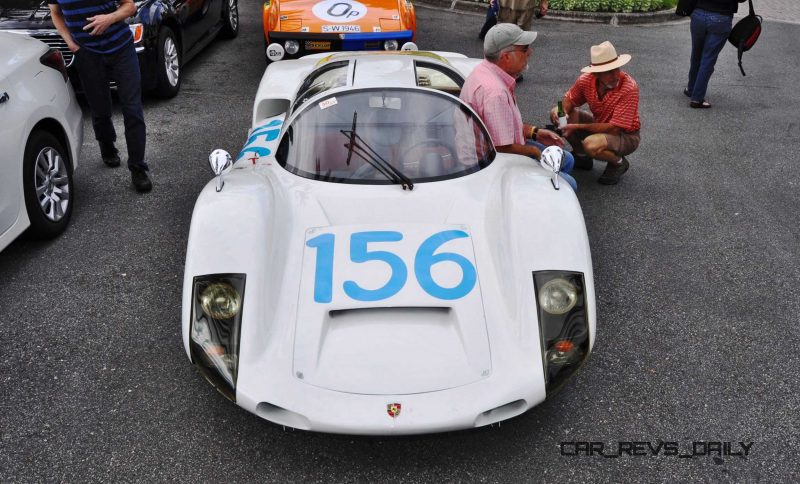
689, 100, 712, 108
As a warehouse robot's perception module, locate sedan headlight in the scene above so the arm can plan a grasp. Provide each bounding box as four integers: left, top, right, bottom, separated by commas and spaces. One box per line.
533, 271, 590, 395
190, 274, 246, 402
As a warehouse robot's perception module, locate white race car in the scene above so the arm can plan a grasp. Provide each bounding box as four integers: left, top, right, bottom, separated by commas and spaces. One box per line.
182, 51, 595, 435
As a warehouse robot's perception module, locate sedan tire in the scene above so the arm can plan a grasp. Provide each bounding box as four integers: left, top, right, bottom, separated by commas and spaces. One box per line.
22, 130, 74, 239
154, 27, 181, 98
220, 0, 239, 39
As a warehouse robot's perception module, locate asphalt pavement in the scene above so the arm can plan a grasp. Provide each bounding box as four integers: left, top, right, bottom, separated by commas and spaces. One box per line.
1, 2, 798, 481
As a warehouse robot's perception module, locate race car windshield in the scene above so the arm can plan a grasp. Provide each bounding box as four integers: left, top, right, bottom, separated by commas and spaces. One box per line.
276, 88, 495, 185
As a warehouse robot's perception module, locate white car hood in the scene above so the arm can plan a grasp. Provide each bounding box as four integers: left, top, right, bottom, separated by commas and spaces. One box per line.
294, 222, 491, 395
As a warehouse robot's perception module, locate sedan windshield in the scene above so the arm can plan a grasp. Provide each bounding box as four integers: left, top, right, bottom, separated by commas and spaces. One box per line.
276, 88, 495, 185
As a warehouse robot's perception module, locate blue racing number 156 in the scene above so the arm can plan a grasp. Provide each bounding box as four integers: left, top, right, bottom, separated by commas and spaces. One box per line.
305, 230, 477, 303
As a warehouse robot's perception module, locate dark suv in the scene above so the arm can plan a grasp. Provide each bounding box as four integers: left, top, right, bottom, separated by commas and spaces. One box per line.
0, 0, 239, 97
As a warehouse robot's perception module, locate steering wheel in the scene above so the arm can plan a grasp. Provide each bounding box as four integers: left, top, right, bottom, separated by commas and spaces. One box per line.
400, 139, 458, 170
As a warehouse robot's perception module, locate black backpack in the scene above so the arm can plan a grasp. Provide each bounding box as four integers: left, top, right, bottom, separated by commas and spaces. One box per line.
728, 0, 762, 76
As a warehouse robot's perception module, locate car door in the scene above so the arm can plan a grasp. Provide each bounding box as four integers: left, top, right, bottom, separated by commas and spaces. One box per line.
0, 81, 19, 238
174, 0, 221, 55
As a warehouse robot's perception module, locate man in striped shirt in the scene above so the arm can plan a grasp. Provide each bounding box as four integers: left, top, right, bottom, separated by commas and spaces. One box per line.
48, 0, 152, 192
551, 41, 640, 186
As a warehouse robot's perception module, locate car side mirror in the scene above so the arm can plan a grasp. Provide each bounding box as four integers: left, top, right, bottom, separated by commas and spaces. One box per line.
209, 149, 232, 192
539, 145, 563, 190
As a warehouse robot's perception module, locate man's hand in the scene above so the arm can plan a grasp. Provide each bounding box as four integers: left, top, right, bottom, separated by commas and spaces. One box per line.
560, 124, 579, 138
84, 14, 116, 36
67, 41, 80, 52
549, 106, 560, 125
536, 129, 564, 147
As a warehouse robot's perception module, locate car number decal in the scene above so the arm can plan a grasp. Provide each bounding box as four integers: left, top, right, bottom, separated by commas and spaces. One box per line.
305, 228, 477, 303
237, 118, 283, 161
312, 0, 367, 23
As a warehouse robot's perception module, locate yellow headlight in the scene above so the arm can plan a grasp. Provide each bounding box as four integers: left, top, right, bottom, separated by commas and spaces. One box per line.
200, 282, 242, 319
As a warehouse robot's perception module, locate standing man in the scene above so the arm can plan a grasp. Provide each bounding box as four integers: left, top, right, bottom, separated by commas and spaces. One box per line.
48, 0, 152, 192
498, 0, 548, 30
461, 23, 576, 190
551, 41, 640, 185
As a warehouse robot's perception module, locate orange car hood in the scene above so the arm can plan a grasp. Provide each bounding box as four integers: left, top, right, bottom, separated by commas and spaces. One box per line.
277, 0, 409, 32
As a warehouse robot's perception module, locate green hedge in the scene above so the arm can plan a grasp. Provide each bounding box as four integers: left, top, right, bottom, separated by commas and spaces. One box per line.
547, 0, 677, 12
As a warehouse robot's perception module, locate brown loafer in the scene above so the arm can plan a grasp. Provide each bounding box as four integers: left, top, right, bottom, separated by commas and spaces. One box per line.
598, 157, 629, 185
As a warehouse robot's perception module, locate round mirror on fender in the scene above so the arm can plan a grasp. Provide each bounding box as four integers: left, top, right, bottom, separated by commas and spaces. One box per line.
539, 146, 563, 174
209, 149, 232, 176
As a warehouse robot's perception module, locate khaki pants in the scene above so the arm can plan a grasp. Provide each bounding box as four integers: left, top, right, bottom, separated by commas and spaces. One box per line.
497, 7, 536, 30
568, 109, 640, 157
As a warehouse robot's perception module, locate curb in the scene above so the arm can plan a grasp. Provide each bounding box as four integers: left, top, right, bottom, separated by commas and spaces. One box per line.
414, 0, 684, 25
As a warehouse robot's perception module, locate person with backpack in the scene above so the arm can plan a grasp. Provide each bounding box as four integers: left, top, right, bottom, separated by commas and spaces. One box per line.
685, 0, 747, 108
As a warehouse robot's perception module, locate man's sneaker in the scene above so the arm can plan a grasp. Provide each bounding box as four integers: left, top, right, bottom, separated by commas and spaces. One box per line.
131, 169, 152, 192
100, 142, 120, 167
573, 153, 594, 170
598, 157, 630, 185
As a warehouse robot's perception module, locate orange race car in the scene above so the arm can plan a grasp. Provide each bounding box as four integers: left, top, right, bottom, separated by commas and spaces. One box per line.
263, 0, 417, 62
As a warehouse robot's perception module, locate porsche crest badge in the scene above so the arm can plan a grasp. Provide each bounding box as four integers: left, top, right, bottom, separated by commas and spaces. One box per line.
387, 403, 402, 418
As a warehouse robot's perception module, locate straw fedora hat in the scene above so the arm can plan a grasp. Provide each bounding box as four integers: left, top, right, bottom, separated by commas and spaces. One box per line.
581, 41, 631, 73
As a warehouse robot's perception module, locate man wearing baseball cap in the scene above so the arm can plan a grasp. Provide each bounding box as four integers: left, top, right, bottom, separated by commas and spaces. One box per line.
551, 41, 641, 185
461, 23, 576, 190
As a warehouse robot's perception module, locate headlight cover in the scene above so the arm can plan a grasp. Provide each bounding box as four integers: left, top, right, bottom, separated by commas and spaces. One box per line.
190, 274, 246, 402
533, 271, 590, 395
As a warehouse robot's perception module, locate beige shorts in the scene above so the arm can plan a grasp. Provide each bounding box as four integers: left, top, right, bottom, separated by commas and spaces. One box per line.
569, 109, 640, 157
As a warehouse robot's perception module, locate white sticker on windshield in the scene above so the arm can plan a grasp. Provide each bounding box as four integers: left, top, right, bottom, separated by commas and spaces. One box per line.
319, 97, 338, 110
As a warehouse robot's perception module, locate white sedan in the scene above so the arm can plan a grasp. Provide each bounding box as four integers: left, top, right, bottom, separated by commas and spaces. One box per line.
0, 32, 82, 252
183, 50, 595, 435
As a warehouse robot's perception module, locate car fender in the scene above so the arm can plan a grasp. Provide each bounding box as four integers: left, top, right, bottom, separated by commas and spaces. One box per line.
182, 169, 285, 359
481, 157, 596, 350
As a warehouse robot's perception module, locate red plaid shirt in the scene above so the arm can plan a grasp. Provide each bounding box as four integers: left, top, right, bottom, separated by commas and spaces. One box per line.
566, 71, 641, 133
460, 60, 525, 146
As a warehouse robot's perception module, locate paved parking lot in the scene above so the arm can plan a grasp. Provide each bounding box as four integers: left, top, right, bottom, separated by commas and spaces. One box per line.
1, 1, 798, 481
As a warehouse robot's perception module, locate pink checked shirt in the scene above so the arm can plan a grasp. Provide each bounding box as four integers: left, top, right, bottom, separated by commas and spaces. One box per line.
460, 60, 525, 147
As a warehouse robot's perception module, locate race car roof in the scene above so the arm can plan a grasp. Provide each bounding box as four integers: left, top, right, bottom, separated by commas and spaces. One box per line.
253, 51, 479, 125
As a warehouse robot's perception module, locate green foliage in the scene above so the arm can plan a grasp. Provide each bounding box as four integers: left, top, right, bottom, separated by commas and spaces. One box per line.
548, 0, 677, 12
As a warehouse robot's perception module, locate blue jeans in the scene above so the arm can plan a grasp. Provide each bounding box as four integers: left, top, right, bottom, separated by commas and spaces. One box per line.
527, 140, 577, 191
478, 1, 499, 39
74, 42, 148, 172
687, 9, 733, 103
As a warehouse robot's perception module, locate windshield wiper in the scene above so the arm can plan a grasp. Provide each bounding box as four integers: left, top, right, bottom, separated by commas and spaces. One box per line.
344, 111, 357, 167
340, 128, 414, 190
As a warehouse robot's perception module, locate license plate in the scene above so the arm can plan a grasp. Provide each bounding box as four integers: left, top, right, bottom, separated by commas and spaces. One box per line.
305, 40, 331, 50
